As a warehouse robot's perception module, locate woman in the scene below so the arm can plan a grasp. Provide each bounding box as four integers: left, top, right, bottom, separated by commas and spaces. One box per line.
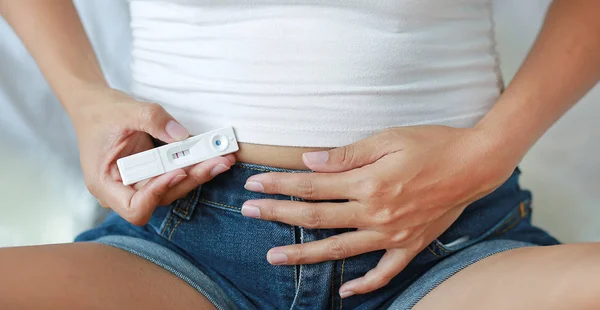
1, 0, 599, 309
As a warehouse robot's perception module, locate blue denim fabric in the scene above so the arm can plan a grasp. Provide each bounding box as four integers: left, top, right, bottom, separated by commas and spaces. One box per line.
76, 163, 559, 309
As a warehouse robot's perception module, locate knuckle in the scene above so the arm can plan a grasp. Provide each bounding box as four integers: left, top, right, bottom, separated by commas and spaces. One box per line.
372, 207, 394, 226
371, 274, 392, 288
327, 236, 350, 260
123, 208, 146, 226
160, 192, 182, 206
290, 248, 308, 264
338, 144, 356, 165
140, 103, 164, 124
264, 203, 279, 220
391, 182, 404, 198
296, 178, 317, 199
300, 207, 322, 228
360, 179, 384, 198
267, 174, 282, 193
118, 199, 146, 226
189, 170, 209, 185
390, 229, 410, 245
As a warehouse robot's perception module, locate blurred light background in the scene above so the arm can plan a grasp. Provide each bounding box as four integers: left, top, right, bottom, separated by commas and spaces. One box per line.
0, 0, 598, 246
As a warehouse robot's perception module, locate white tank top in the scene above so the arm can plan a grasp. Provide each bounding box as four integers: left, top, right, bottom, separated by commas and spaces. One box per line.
129, 0, 502, 147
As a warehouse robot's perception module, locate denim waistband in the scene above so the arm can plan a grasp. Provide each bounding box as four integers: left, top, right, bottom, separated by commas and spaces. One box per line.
197, 162, 311, 212
196, 162, 522, 213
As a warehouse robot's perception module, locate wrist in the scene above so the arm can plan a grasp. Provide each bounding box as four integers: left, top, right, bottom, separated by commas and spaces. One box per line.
465, 124, 523, 181
61, 81, 113, 118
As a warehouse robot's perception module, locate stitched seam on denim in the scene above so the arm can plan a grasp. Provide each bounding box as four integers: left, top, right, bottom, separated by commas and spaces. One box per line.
290, 227, 305, 310
494, 202, 530, 236
434, 200, 532, 253
291, 224, 297, 292
330, 258, 336, 310
161, 211, 175, 237
199, 198, 241, 211
174, 195, 189, 216
174, 187, 197, 219
433, 210, 515, 253
168, 217, 183, 241
520, 202, 525, 217
493, 212, 519, 235
241, 166, 273, 173
339, 257, 347, 310
237, 162, 305, 173
426, 244, 442, 258
174, 199, 190, 217
496, 216, 525, 236
432, 239, 453, 253
496, 204, 529, 236
330, 273, 335, 310
290, 197, 302, 310
292, 196, 299, 293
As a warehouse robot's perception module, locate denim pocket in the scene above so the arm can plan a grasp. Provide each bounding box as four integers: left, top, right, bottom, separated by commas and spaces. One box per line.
427, 199, 532, 258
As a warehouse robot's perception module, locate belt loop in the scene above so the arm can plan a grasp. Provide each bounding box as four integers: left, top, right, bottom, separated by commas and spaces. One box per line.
171, 185, 201, 220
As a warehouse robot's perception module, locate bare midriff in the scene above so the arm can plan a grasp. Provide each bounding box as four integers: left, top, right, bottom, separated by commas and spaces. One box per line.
235, 143, 331, 170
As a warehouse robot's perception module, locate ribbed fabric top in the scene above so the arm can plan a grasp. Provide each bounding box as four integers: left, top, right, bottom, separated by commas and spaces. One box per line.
129, 0, 501, 147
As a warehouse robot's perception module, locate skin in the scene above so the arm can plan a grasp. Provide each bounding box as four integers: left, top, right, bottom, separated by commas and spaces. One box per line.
0, 0, 599, 309
413, 244, 600, 310
0, 243, 216, 310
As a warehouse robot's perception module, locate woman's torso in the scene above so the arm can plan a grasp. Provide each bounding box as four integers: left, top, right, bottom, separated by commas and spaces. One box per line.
128, 0, 501, 168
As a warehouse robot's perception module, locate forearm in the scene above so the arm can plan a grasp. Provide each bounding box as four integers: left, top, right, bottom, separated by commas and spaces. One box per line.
476, 0, 600, 164
0, 0, 108, 115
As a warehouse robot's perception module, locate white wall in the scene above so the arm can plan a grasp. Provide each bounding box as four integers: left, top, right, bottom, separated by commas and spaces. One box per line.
0, 0, 598, 245
494, 0, 600, 242
0, 0, 131, 246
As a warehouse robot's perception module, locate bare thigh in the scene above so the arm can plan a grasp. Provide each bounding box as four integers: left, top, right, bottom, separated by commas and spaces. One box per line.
0, 242, 215, 310
414, 243, 600, 310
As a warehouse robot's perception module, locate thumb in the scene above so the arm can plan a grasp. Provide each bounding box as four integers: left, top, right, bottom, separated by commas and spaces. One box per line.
302, 135, 390, 172
133, 102, 189, 143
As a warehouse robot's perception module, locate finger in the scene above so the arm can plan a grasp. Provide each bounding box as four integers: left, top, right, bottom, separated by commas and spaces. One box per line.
339, 248, 413, 298
102, 169, 187, 225
244, 171, 356, 200
132, 156, 231, 194
266, 230, 386, 265
301, 132, 394, 172
241, 199, 367, 229
132, 154, 235, 194
98, 199, 109, 209
132, 178, 151, 191
223, 153, 236, 165
159, 156, 233, 204
133, 102, 189, 143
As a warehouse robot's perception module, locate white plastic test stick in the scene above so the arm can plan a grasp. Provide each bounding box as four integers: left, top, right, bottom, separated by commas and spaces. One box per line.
117, 126, 239, 185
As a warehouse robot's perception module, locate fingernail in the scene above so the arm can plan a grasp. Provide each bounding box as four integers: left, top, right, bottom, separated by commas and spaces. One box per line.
244, 181, 264, 192
168, 174, 187, 188
241, 204, 261, 218
339, 290, 355, 299
303, 151, 329, 165
165, 120, 189, 141
268, 252, 288, 265
210, 164, 230, 177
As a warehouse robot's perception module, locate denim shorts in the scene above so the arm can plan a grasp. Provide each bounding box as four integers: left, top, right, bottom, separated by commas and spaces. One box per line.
76, 163, 559, 309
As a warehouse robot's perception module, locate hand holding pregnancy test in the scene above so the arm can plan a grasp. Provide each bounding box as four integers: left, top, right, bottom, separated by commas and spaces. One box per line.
117, 126, 239, 185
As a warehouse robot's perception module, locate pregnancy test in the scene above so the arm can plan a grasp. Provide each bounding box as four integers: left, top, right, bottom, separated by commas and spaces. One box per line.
117, 126, 239, 185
